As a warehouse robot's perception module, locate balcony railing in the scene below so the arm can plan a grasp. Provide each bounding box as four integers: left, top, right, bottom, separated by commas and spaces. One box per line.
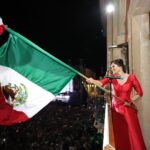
103, 97, 116, 150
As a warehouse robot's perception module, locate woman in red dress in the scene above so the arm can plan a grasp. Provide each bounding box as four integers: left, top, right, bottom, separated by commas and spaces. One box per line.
86, 58, 146, 150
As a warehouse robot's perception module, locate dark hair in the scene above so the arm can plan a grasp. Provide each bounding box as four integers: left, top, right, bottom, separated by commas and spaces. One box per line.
111, 58, 126, 73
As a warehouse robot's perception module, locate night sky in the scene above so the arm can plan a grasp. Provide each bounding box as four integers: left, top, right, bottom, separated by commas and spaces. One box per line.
1, 0, 107, 76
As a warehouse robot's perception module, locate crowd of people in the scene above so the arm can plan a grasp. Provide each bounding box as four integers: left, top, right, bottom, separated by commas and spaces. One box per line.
0, 98, 105, 150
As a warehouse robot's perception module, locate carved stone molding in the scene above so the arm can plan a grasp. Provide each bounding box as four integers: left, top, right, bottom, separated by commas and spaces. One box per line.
128, 0, 150, 16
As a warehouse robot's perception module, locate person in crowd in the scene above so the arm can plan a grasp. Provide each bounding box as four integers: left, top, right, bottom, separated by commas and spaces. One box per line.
86, 58, 146, 150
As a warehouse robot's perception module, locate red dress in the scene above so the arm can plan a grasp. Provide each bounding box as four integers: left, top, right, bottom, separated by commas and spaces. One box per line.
101, 74, 147, 150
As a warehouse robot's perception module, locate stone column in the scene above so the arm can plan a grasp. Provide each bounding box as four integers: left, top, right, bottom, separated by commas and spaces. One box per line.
129, 13, 150, 149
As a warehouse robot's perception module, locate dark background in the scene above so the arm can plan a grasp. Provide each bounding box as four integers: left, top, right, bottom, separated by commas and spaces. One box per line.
1, 0, 107, 76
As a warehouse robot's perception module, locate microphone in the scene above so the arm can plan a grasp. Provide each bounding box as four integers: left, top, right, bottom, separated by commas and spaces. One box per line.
105, 68, 112, 76
105, 68, 111, 73
105, 69, 122, 79
105, 76, 122, 79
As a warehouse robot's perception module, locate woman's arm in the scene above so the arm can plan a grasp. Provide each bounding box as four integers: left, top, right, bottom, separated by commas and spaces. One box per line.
131, 74, 143, 104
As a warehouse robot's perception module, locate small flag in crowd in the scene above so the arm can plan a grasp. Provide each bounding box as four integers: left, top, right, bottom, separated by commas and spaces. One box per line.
0, 18, 79, 126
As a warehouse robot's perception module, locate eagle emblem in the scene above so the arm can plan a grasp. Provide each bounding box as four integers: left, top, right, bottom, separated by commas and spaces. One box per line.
1, 83, 28, 107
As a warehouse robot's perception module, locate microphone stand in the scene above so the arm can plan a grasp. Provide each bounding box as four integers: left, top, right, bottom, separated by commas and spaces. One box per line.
109, 77, 113, 107
104, 75, 122, 107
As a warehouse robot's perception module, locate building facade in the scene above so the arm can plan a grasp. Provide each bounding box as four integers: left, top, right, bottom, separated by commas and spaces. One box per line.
101, 0, 150, 149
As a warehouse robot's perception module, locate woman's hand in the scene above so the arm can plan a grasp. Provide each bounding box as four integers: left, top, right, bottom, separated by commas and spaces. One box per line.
86, 78, 95, 84
124, 101, 133, 107
124, 101, 138, 111
86, 77, 103, 89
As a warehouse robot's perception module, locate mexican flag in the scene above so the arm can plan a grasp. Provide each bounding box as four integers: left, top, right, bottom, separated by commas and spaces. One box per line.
0, 24, 80, 126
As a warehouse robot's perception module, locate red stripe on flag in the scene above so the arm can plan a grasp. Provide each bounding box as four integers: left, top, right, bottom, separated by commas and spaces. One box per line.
0, 90, 29, 126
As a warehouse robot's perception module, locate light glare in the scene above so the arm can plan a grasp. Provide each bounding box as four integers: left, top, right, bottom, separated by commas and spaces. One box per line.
106, 3, 114, 13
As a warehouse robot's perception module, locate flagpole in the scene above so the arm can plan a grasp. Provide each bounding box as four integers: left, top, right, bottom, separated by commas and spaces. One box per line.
78, 72, 110, 94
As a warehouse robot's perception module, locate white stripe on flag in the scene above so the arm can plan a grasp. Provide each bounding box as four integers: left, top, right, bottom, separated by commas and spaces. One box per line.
0, 65, 56, 118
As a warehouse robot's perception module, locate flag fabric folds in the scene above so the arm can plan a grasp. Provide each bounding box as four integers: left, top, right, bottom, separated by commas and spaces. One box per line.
0, 27, 79, 126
